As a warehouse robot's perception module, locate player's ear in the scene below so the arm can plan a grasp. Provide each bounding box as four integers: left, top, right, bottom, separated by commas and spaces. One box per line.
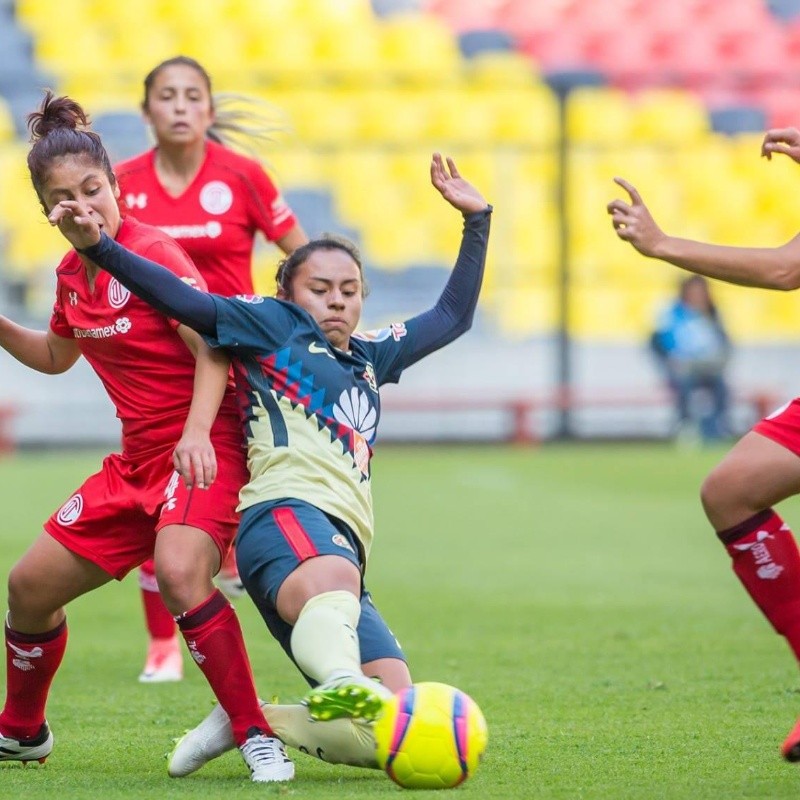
113, 180, 120, 200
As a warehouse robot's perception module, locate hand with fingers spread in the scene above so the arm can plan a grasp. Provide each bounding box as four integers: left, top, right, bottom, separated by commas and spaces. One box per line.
430, 153, 488, 214
47, 200, 102, 252
173, 426, 217, 491
606, 177, 668, 258
761, 127, 800, 163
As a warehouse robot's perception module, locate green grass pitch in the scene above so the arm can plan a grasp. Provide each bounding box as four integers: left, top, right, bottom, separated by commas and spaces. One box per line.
0, 444, 799, 799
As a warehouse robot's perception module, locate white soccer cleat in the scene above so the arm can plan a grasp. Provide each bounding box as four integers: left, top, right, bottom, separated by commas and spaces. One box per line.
139, 636, 183, 683
303, 672, 391, 722
239, 728, 294, 783
167, 701, 236, 777
0, 722, 53, 764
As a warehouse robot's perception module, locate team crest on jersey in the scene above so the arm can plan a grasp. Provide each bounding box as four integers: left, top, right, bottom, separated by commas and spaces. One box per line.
200, 181, 233, 215
57, 493, 84, 526
235, 294, 265, 304
125, 192, 147, 210
353, 322, 407, 343
333, 389, 376, 476
108, 278, 130, 309
331, 533, 356, 554
362, 363, 377, 393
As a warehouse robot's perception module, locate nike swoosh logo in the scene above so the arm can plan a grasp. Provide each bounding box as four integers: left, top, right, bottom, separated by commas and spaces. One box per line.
308, 342, 335, 358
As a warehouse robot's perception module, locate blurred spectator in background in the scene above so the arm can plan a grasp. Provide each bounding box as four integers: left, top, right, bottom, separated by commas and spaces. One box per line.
649, 274, 732, 444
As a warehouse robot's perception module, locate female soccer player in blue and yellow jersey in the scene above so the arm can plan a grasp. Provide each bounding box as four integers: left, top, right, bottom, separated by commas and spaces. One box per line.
48, 152, 490, 774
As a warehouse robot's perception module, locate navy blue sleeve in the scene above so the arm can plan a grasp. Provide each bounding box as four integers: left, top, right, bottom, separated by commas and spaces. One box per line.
78, 232, 218, 336
365, 207, 491, 385
406, 207, 491, 356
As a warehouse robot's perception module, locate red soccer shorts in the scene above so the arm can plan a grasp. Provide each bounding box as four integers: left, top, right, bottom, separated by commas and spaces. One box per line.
43, 438, 248, 579
753, 397, 800, 456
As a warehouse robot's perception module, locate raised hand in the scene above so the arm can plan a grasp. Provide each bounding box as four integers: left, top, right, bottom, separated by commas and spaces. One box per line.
606, 177, 667, 257
47, 199, 102, 251
761, 127, 800, 163
430, 153, 488, 214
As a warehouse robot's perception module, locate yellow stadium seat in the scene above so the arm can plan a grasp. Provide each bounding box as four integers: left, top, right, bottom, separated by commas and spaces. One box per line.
566, 87, 633, 144
379, 13, 462, 85
466, 51, 540, 90
630, 89, 709, 145
355, 88, 431, 144
424, 89, 496, 146
313, 18, 385, 86
279, 89, 362, 146
483, 87, 559, 146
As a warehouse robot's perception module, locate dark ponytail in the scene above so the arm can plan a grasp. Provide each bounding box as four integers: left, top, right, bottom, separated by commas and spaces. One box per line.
26, 90, 116, 209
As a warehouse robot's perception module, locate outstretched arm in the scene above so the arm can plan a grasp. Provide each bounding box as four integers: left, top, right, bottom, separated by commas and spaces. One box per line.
47, 200, 218, 335
607, 177, 800, 291
398, 154, 492, 367
0, 319, 80, 374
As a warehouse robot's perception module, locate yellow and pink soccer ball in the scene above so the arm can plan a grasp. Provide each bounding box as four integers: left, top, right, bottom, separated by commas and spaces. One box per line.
373, 681, 488, 789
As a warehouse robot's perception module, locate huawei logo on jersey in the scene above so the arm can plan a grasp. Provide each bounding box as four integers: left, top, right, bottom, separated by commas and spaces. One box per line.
199, 181, 233, 215
125, 192, 148, 210
108, 278, 130, 309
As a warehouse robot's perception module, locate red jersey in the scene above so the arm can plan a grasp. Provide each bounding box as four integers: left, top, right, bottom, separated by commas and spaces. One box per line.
115, 140, 298, 296
49, 216, 240, 456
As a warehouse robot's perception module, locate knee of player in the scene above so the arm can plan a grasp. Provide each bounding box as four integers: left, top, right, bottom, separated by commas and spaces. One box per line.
7, 562, 49, 615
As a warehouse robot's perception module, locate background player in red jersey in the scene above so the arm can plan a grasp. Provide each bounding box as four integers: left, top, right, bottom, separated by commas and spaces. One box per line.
0, 92, 294, 783
608, 129, 800, 764
115, 55, 308, 683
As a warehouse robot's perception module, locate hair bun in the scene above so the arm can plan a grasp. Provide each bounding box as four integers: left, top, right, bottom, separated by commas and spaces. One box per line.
27, 90, 90, 141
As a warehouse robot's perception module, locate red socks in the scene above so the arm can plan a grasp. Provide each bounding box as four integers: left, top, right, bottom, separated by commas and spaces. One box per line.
0, 619, 67, 740
175, 590, 273, 744
718, 509, 800, 660
139, 560, 176, 640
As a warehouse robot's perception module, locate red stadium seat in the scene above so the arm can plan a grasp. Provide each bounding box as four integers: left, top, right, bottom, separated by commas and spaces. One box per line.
759, 86, 800, 128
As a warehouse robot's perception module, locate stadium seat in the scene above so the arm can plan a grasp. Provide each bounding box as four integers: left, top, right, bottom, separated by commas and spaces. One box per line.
768, 0, 800, 21
355, 88, 432, 144
379, 13, 463, 84
313, 19, 385, 86
421, 0, 506, 33
566, 87, 634, 144
630, 89, 710, 144
484, 86, 560, 146
465, 51, 540, 89
708, 106, 768, 135
757, 86, 800, 128
458, 29, 514, 59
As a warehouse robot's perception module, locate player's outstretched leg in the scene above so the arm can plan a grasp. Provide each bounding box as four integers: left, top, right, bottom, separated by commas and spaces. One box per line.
167, 699, 379, 777
0, 722, 53, 764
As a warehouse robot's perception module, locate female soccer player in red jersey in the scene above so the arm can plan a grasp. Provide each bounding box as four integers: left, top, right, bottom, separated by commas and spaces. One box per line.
608, 127, 800, 764
116, 55, 308, 683
0, 92, 294, 783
